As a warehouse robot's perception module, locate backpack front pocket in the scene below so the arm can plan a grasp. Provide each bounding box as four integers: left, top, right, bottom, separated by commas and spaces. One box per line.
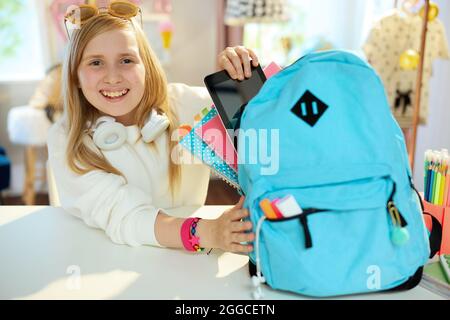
250, 175, 416, 297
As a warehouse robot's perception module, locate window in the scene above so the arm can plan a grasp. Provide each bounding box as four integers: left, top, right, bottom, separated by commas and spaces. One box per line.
0, 0, 46, 81
243, 0, 394, 67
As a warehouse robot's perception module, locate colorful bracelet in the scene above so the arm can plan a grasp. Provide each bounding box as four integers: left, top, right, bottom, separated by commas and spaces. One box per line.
180, 217, 205, 252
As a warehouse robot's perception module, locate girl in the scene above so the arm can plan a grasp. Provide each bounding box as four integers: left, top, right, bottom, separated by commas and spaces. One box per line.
47, 2, 259, 253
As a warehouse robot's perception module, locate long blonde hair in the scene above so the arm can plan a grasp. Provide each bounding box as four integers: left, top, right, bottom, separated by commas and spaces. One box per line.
62, 14, 180, 193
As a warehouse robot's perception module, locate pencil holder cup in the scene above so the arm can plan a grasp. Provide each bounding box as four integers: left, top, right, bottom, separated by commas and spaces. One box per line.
422, 199, 450, 255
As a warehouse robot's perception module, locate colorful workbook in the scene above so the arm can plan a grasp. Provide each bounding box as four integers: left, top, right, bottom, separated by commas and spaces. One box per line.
179, 62, 283, 192
179, 106, 241, 192
195, 107, 238, 170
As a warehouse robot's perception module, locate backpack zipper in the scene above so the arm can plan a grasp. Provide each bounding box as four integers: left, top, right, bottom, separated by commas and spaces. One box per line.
256, 180, 408, 249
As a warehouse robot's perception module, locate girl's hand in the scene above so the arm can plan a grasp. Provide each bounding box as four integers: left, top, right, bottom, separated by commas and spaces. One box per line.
218, 46, 259, 81
205, 196, 254, 253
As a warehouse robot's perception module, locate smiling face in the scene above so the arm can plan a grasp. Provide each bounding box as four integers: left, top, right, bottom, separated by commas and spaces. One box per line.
77, 28, 146, 125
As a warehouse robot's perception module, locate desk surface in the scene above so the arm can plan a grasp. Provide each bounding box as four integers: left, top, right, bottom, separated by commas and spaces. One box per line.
0, 205, 443, 300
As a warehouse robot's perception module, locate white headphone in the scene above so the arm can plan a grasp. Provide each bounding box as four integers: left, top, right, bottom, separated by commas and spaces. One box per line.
92, 109, 170, 150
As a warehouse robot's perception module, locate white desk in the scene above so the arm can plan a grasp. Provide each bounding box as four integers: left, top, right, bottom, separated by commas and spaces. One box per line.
0, 205, 443, 300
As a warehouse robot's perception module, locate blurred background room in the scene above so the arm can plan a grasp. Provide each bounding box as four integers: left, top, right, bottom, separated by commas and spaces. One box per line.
0, 0, 449, 206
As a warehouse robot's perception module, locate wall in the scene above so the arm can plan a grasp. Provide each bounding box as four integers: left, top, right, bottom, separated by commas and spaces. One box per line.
168, 0, 218, 85
0, 0, 219, 196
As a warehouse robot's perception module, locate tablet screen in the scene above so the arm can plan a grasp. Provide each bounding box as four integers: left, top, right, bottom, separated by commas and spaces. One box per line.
204, 64, 266, 131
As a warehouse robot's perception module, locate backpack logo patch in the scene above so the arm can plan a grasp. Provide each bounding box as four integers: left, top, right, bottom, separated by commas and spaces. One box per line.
291, 90, 328, 127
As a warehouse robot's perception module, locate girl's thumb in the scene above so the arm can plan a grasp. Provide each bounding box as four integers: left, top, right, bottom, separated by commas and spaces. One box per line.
233, 196, 245, 209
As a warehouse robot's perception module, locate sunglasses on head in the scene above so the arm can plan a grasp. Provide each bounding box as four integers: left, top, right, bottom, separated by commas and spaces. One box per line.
64, 1, 142, 39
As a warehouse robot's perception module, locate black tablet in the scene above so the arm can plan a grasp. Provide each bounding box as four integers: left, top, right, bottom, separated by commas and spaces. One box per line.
204, 64, 266, 131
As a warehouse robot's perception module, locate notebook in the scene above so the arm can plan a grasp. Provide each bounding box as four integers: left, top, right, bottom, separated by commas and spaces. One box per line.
179, 106, 241, 192
421, 255, 450, 299
195, 107, 238, 170
263, 61, 283, 79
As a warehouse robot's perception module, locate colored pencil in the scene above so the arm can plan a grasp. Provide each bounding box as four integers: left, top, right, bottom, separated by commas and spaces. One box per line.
444, 165, 450, 207
424, 150, 432, 201
423, 149, 450, 207
431, 152, 438, 204
439, 156, 448, 205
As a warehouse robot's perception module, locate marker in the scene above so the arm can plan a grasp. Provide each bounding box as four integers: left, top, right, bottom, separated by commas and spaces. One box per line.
259, 198, 278, 219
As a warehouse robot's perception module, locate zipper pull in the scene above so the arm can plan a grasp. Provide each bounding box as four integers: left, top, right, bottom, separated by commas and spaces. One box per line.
260, 195, 313, 248
387, 201, 410, 246
299, 214, 313, 249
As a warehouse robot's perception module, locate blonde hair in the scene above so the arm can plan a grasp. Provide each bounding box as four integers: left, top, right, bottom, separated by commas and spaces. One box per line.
62, 14, 180, 194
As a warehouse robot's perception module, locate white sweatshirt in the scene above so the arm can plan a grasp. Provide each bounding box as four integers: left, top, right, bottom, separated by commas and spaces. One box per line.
47, 83, 213, 247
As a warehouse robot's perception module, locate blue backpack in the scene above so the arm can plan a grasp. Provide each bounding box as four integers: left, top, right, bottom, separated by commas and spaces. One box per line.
237, 50, 432, 298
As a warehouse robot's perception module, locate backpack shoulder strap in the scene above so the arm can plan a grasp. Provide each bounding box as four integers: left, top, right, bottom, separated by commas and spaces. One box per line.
411, 181, 442, 258
423, 212, 443, 259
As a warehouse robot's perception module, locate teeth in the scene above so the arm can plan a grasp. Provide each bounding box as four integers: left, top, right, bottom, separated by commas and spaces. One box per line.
101, 89, 128, 98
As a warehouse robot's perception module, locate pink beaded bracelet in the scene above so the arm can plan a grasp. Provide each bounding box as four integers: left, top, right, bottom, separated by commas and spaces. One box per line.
180, 217, 204, 252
